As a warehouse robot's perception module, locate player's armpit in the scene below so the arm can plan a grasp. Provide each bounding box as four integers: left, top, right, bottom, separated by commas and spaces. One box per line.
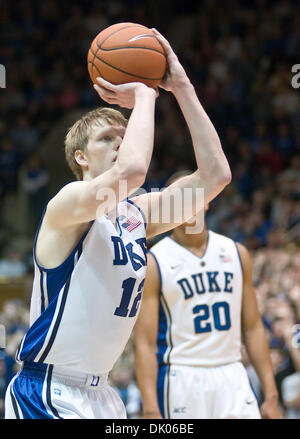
46, 165, 144, 229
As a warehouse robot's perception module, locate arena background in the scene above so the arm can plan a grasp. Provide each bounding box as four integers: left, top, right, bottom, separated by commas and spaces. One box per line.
0, 0, 299, 419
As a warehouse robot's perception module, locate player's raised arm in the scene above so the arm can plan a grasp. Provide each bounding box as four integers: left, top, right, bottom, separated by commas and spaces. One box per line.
46, 80, 157, 228
132, 30, 231, 239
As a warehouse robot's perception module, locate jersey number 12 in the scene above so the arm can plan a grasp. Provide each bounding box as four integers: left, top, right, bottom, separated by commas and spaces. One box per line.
114, 277, 145, 318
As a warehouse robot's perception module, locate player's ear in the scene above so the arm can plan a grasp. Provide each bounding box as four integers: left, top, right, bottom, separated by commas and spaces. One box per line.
74, 149, 88, 171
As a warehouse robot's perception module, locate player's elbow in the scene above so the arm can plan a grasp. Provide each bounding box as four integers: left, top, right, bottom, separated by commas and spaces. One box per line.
219, 165, 232, 187
119, 162, 147, 191
211, 158, 232, 189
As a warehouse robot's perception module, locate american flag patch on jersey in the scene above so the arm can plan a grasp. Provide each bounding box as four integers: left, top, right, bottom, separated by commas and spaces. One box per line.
219, 254, 232, 263
121, 216, 142, 232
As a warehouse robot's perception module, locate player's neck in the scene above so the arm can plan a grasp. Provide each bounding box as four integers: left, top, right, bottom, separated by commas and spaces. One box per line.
171, 226, 208, 250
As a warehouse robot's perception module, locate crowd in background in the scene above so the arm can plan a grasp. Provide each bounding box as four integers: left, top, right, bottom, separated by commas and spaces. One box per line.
0, 0, 299, 418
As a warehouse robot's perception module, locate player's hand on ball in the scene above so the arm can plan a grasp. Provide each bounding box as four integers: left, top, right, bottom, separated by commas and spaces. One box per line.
94, 78, 158, 109
152, 28, 191, 92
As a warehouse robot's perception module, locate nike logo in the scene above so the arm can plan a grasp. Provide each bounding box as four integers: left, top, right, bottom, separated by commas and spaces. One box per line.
128, 34, 155, 42
246, 400, 255, 404
170, 264, 182, 270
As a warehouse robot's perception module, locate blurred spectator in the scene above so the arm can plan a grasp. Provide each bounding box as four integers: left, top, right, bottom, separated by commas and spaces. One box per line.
110, 368, 142, 419
0, 249, 27, 279
21, 154, 49, 230
282, 372, 300, 419
0, 138, 21, 193
0, 299, 30, 418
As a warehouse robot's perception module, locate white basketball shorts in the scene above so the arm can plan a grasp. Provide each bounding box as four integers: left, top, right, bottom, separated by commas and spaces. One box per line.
158, 361, 261, 419
5, 361, 127, 419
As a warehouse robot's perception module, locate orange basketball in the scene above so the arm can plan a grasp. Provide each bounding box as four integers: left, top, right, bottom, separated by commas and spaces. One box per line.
87, 22, 167, 88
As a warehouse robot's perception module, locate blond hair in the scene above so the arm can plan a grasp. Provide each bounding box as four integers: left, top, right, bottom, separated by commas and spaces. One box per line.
65, 107, 127, 180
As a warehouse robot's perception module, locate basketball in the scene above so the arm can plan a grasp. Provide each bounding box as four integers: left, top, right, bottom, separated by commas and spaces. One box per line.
87, 22, 167, 88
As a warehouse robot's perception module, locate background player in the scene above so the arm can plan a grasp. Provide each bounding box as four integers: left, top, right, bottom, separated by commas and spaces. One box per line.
134, 172, 281, 419
4, 30, 231, 419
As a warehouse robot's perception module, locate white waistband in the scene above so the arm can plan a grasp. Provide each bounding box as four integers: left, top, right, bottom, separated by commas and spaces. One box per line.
22, 361, 109, 390
50, 365, 109, 389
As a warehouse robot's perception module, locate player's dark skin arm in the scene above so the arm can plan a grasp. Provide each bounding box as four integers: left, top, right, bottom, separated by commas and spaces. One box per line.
238, 243, 281, 419
134, 252, 162, 418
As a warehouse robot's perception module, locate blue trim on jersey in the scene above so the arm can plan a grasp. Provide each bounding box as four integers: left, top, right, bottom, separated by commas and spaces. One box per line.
148, 251, 171, 366
234, 242, 244, 283
46, 365, 63, 418
157, 364, 168, 418
248, 377, 259, 403
17, 213, 93, 363
116, 216, 123, 237
157, 299, 169, 366
169, 230, 210, 261
148, 250, 162, 291
17, 277, 71, 363
10, 363, 53, 419
7, 362, 64, 419
39, 277, 71, 363
10, 382, 20, 419
126, 198, 147, 229
33, 205, 92, 273
17, 298, 59, 362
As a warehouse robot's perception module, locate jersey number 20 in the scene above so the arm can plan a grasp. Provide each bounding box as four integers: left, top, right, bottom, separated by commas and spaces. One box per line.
193, 301, 231, 333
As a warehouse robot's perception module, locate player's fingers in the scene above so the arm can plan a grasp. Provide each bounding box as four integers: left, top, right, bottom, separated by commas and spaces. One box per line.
93, 84, 118, 103
151, 28, 169, 45
94, 83, 115, 96
96, 77, 117, 91
151, 28, 176, 58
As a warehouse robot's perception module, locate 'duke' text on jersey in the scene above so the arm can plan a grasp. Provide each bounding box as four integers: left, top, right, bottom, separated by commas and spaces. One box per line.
111, 236, 147, 271
178, 271, 234, 300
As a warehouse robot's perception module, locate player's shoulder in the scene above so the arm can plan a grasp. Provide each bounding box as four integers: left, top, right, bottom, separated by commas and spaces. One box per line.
235, 241, 252, 266
208, 229, 236, 247
47, 180, 88, 209
148, 235, 171, 254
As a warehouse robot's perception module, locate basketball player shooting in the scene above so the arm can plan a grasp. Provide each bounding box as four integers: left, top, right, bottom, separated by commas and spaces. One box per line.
5, 29, 231, 419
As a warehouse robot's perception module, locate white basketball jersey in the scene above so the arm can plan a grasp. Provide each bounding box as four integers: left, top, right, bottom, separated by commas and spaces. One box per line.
16, 200, 147, 375
150, 231, 243, 367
